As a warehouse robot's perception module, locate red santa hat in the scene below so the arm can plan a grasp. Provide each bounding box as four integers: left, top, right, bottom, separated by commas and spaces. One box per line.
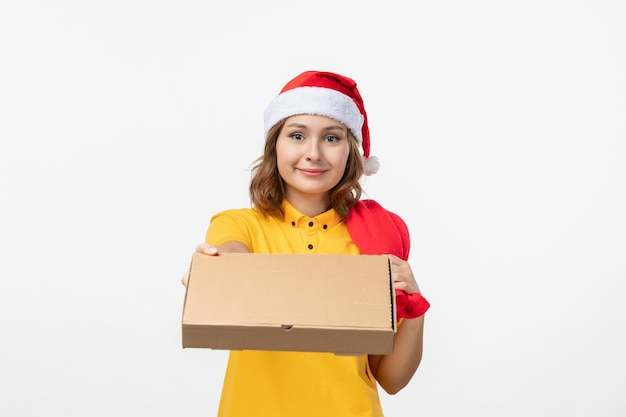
264, 70, 380, 175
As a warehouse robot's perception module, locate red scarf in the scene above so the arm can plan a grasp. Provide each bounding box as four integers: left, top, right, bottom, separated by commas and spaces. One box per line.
346, 199, 430, 319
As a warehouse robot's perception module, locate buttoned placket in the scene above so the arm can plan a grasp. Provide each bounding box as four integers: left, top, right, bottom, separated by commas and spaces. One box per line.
290, 217, 329, 252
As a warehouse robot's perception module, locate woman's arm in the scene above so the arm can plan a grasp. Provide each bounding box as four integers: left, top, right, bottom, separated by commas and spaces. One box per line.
369, 316, 424, 394
368, 255, 426, 394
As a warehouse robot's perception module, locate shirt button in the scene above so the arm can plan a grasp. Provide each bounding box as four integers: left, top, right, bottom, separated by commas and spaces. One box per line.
323, 224, 328, 230
291, 221, 296, 227
307, 244, 314, 250
308, 221, 314, 227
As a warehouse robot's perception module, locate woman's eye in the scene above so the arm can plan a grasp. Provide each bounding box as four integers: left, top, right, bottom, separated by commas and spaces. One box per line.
325, 135, 340, 143
290, 133, 304, 140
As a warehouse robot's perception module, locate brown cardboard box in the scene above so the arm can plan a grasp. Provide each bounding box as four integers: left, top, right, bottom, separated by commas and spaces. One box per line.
182, 252, 396, 355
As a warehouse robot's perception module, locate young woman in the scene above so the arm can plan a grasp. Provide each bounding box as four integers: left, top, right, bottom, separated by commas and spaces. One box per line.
183, 71, 430, 417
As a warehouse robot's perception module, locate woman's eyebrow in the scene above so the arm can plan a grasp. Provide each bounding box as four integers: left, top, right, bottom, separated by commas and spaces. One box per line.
284, 122, 308, 129
284, 123, 345, 131
323, 125, 346, 132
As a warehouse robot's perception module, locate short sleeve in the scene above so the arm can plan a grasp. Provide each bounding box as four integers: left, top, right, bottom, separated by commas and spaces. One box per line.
206, 209, 254, 249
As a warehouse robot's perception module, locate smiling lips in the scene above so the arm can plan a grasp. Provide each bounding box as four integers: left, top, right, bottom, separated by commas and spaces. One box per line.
298, 168, 327, 177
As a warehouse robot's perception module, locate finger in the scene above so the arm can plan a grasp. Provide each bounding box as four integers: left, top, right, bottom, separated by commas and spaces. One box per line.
181, 271, 189, 287
386, 254, 401, 264
394, 281, 408, 291
393, 273, 420, 293
195, 243, 218, 255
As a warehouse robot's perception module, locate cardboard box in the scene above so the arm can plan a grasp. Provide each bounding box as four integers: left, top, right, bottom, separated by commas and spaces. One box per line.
182, 252, 396, 355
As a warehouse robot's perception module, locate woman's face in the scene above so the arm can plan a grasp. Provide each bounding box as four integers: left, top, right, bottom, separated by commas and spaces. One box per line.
276, 114, 351, 208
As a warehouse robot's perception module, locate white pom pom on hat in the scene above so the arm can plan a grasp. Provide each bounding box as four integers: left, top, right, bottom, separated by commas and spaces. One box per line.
264, 71, 380, 176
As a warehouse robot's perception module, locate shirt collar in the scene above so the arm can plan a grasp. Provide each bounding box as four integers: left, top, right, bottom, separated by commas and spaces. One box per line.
282, 199, 342, 229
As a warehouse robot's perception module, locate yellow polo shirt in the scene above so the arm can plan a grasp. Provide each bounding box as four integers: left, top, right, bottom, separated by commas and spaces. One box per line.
206, 200, 385, 417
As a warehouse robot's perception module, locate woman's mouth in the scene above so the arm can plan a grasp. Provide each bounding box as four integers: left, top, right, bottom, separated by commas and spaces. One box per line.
298, 168, 326, 177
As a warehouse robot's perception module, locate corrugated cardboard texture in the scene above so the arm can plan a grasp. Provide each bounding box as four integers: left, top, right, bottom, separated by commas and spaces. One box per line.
182, 252, 396, 354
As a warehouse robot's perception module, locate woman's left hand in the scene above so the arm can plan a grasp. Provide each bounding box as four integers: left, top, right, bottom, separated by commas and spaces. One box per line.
388, 254, 421, 295
370, 254, 426, 394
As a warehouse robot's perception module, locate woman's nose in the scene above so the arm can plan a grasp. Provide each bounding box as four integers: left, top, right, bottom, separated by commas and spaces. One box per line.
305, 139, 321, 160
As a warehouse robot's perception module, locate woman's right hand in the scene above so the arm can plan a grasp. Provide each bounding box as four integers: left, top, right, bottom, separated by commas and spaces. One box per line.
180, 243, 219, 286
181, 241, 249, 286
194, 242, 219, 256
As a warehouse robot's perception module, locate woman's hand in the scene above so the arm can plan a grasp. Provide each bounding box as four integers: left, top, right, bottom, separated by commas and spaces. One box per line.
388, 254, 421, 294
194, 242, 219, 256
180, 243, 219, 286
181, 241, 250, 286
369, 255, 426, 394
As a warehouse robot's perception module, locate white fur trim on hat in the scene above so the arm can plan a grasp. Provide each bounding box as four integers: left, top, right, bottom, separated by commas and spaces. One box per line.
264, 86, 365, 145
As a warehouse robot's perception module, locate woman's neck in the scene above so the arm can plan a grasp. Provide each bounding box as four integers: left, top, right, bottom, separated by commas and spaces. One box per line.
285, 193, 331, 218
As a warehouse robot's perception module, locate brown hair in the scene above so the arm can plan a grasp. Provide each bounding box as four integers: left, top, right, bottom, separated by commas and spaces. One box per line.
249, 120, 364, 219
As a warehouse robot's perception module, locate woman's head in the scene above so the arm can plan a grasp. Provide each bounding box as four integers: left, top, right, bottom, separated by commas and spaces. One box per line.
264, 71, 379, 176
250, 116, 364, 218
249, 71, 376, 218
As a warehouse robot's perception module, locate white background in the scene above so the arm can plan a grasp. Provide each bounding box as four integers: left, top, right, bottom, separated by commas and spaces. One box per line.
1, 1, 625, 416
